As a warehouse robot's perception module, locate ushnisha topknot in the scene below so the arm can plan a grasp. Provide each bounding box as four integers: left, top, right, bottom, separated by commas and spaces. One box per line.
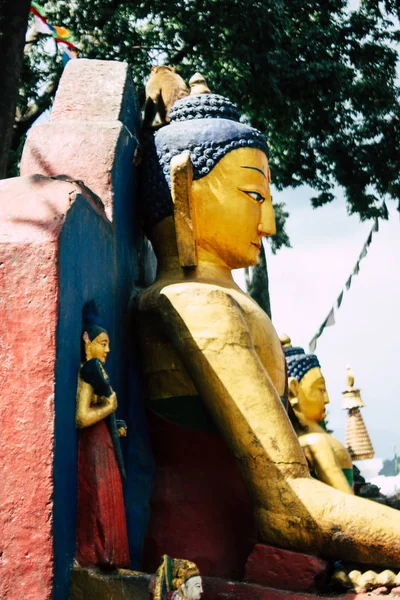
169, 93, 240, 123
284, 345, 321, 382
139, 86, 270, 232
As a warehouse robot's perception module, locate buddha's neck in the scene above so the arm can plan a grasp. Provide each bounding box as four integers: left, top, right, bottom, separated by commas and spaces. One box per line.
293, 407, 323, 434
150, 217, 239, 288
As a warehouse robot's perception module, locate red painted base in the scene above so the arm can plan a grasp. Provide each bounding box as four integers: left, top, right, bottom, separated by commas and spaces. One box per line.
245, 543, 329, 592
142, 411, 257, 579
202, 577, 378, 600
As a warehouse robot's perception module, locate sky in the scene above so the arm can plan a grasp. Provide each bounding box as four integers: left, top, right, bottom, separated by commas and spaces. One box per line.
234, 188, 400, 461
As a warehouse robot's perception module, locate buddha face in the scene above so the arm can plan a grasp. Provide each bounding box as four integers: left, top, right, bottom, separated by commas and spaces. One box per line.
191, 148, 276, 269
296, 367, 330, 422
84, 332, 110, 364
181, 575, 203, 600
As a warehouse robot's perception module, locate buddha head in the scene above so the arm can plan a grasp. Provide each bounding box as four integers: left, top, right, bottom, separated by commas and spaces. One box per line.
281, 335, 329, 424
140, 85, 276, 270
81, 300, 110, 364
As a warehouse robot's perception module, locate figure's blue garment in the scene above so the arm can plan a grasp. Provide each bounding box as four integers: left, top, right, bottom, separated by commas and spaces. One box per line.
80, 358, 112, 397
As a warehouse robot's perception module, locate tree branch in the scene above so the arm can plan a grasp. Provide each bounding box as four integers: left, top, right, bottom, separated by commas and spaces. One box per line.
12, 77, 58, 150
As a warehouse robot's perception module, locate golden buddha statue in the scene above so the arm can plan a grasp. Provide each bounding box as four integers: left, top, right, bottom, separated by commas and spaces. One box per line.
281, 335, 353, 494
136, 80, 400, 569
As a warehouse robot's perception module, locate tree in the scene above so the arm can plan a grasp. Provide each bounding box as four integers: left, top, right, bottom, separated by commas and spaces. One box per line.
379, 458, 399, 477
13, 0, 399, 223
0, 0, 31, 177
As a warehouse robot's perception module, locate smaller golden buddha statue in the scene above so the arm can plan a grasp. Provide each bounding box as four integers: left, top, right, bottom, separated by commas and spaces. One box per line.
281, 335, 353, 494
153, 555, 203, 600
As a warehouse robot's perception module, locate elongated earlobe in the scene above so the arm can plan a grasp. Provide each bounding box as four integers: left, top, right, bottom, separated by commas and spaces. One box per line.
170, 151, 197, 267
288, 376, 300, 405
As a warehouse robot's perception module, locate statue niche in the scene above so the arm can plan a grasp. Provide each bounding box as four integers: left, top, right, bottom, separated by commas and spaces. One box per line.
136, 73, 400, 575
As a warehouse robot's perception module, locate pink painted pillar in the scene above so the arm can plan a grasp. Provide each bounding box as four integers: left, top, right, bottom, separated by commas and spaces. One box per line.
0, 176, 110, 600
1, 58, 145, 600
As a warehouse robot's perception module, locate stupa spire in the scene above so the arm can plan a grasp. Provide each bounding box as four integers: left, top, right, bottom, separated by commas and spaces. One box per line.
342, 367, 374, 460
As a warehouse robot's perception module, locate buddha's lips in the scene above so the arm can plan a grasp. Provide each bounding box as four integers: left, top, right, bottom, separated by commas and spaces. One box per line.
251, 242, 261, 249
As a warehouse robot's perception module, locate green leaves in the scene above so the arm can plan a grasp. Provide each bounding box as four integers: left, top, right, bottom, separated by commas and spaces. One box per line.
12, 0, 400, 225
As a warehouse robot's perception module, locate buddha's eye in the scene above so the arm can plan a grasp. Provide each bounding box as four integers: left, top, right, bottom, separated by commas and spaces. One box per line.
240, 189, 265, 203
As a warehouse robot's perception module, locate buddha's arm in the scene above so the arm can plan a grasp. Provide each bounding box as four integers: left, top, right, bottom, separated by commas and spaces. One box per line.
158, 287, 310, 490
158, 286, 400, 569
300, 433, 353, 494
76, 381, 117, 429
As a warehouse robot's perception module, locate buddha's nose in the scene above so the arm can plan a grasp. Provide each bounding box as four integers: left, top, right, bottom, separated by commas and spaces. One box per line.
258, 199, 276, 237
324, 391, 330, 405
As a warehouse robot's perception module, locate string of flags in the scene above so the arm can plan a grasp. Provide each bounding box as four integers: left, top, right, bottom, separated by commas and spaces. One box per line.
29, 1, 78, 62
308, 202, 388, 353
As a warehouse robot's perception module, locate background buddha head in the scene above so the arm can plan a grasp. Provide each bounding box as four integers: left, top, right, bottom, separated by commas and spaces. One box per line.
140, 91, 276, 269
282, 335, 329, 423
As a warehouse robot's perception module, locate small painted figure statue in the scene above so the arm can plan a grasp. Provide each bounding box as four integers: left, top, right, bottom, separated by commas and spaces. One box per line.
137, 74, 400, 569
281, 335, 353, 493
152, 555, 203, 600
75, 301, 130, 568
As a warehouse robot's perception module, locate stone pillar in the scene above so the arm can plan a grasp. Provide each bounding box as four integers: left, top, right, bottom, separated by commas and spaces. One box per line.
0, 176, 113, 600
1, 60, 155, 600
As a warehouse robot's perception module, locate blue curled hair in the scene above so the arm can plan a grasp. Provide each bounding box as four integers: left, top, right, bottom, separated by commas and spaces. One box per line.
284, 346, 320, 382
139, 93, 270, 232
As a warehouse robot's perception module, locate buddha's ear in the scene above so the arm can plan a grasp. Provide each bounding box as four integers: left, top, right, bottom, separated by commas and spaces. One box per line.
82, 331, 90, 344
288, 377, 299, 404
170, 151, 197, 268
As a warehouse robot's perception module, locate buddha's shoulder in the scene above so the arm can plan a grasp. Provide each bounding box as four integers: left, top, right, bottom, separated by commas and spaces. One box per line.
137, 280, 265, 317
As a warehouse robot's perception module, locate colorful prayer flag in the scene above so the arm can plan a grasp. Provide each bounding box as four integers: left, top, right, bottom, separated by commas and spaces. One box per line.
30, 1, 78, 61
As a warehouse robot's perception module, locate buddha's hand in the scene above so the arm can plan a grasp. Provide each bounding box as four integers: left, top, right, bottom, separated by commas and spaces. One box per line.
116, 419, 127, 437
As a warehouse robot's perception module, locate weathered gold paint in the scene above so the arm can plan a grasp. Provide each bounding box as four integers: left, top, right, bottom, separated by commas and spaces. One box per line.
171, 152, 197, 267
287, 365, 353, 494
137, 146, 400, 568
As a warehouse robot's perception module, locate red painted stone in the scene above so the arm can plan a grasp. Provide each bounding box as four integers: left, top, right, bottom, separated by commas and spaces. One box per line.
0, 175, 109, 600
20, 59, 136, 220
142, 411, 257, 579
244, 543, 329, 592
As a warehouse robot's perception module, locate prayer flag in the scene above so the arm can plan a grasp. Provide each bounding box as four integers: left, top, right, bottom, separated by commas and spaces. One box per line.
381, 201, 389, 220
309, 336, 318, 353
30, 1, 78, 60
359, 244, 368, 260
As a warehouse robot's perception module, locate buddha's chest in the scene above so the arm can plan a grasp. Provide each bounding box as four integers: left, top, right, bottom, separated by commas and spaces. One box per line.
137, 287, 286, 399
228, 289, 286, 394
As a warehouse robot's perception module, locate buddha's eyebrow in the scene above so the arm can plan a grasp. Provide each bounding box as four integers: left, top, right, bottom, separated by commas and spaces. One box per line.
241, 166, 267, 180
